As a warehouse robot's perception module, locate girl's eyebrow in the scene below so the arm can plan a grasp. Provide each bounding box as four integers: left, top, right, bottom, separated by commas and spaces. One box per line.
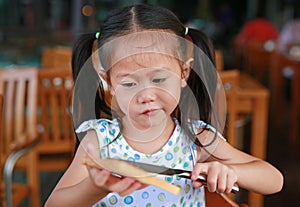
115, 68, 168, 79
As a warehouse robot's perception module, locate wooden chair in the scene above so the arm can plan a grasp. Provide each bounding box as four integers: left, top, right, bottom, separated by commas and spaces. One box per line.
0, 68, 40, 207
206, 189, 249, 207
36, 67, 75, 172
215, 49, 224, 71
218, 69, 240, 147
243, 41, 275, 84
41, 46, 72, 68
269, 49, 300, 143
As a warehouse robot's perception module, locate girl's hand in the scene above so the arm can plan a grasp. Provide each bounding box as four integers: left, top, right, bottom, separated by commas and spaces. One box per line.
87, 167, 146, 196
85, 144, 147, 197
191, 161, 238, 194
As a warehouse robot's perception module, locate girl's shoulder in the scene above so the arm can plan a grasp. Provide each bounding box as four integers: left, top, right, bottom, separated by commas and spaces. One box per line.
75, 118, 120, 137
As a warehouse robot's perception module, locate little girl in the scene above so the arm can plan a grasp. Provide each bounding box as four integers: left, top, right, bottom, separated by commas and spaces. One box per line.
45, 4, 283, 207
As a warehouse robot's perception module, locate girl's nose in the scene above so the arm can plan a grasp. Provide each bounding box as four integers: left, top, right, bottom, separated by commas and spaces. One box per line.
136, 88, 156, 104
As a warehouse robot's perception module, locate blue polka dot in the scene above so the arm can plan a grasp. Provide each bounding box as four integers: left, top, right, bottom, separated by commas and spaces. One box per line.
165, 152, 173, 161
188, 155, 193, 160
141, 191, 149, 199
124, 196, 134, 204
183, 162, 189, 169
111, 148, 116, 153
104, 137, 110, 144
100, 128, 105, 132
134, 154, 140, 160
100, 202, 107, 207
127, 157, 134, 161
165, 176, 173, 183
109, 129, 116, 135
168, 140, 173, 146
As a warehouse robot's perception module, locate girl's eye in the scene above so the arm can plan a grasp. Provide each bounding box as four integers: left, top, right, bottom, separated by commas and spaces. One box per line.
121, 82, 136, 87
152, 78, 166, 83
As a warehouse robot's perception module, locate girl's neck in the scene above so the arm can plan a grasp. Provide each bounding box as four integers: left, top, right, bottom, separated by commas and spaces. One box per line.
121, 116, 175, 154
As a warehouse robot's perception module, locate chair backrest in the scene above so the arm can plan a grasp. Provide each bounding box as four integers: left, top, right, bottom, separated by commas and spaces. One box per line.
215, 49, 224, 70
37, 67, 75, 155
41, 46, 72, 68
218, 69, 240, 147
0, 94, 3, 178
0, 68, 38, 160
243, 41, 274, 82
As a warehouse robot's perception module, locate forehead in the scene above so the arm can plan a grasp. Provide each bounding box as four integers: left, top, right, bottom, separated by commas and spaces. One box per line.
110, 53, 181, 76
100, 31, 185, 70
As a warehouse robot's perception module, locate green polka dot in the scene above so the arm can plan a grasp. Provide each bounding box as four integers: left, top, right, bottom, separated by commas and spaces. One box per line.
180, 196, 184, 204
125, 145, 130, 150
184, 184, 191, 193
182, 146, 189, 154
108, 195, 118, 204
146, 203, 152, 207
171, 204, 177, 207
173, 146, 179, 153
157, 193, 166, 201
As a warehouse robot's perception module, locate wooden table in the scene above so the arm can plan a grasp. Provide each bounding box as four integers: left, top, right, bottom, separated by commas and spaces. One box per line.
237, 73, 270, 207
270, 51, 300, 143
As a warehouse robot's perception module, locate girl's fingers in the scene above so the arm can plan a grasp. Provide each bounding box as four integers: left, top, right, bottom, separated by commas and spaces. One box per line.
89, 168, 111, 187
106, 177, 135, 193
191, 163, 208, 180
206, 167, 218, 192
216, 170, 227, 193
225, 173, 237, 194
118, 181, 143, 197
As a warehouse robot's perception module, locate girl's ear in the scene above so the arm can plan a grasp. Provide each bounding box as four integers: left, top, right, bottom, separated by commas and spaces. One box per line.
181, 57, 194, 87
92, 41, 110, 90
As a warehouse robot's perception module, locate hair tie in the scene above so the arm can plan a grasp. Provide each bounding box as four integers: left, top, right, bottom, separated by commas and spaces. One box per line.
95, 31, 100, 39
184, 27, 189, 35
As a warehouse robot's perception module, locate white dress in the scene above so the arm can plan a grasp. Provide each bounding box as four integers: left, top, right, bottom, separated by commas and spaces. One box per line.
76, 118, 221, 207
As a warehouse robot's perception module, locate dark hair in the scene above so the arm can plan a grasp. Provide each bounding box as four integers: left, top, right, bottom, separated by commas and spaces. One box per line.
72, 4, 217, 149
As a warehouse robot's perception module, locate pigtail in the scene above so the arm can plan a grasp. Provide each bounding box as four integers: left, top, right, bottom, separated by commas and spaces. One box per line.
72, 33, 112, 151
181, 28, 218, 124
181, 28, 220, 149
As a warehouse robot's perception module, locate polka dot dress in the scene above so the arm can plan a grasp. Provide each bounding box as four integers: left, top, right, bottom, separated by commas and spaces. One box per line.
76, 118, 208, 207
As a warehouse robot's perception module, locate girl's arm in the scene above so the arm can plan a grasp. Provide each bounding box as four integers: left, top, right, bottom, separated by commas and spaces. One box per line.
45, 130, 143, 207
193, 131, 284, 194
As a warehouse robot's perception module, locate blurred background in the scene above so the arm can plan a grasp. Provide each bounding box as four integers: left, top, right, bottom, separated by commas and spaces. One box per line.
0, 0, 299, 207
1, 0, 300, 68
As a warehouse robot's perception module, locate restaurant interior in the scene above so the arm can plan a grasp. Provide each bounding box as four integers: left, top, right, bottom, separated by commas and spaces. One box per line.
0, 0, 299, 206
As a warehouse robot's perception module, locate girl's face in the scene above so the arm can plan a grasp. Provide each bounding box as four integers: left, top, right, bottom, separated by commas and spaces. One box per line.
109, 53, 185, 130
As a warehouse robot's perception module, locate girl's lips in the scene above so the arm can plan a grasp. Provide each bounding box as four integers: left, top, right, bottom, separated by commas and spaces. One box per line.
142, 109, 158, 116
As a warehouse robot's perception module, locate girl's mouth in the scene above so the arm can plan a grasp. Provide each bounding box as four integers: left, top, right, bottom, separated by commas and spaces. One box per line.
142, 109, 158, 116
